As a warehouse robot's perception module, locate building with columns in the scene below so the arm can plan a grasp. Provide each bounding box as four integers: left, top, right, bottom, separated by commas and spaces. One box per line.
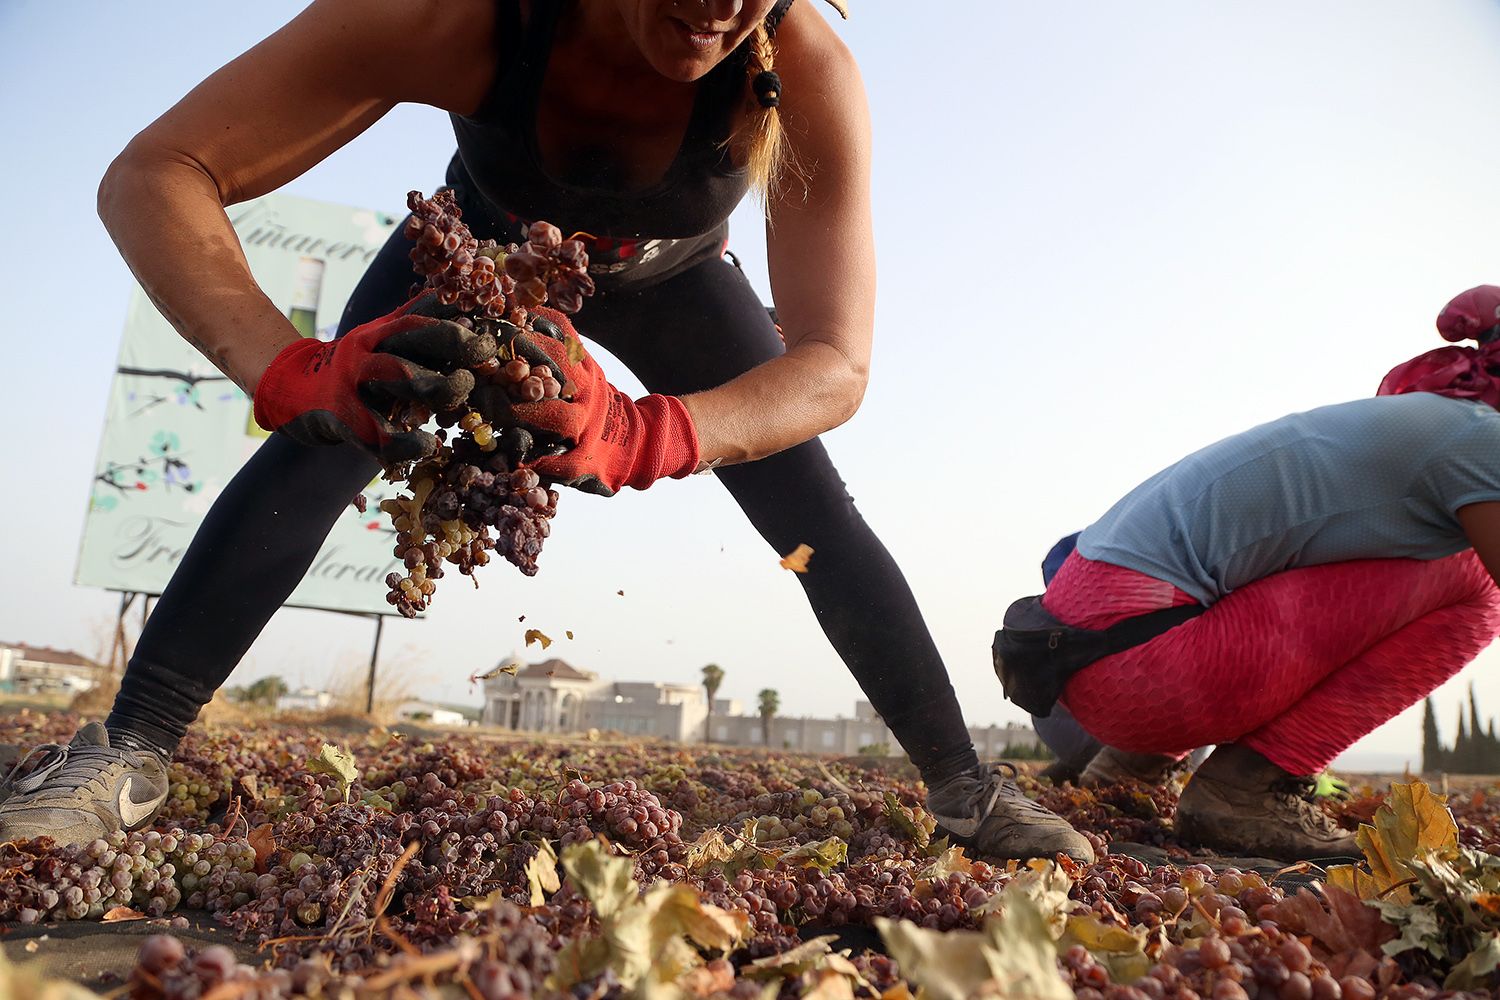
479, 658, 1046, 758
481, 657, 598, 734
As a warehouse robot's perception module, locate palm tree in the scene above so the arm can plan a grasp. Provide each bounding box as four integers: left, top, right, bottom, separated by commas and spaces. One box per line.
757, 688, 779, 748
701, 664, 725, 742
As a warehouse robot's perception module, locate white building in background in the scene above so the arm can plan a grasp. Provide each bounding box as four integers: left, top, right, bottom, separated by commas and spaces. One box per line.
0, 643, 104, 694
275, 687, 334, 713
479, 659, 1045, 757
394, 701, 470, 727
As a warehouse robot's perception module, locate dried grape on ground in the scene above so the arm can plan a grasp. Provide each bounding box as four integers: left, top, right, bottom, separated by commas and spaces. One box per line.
1, 710, 1499, 999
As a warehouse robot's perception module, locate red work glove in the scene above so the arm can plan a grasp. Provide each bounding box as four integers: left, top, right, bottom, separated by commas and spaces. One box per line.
502, 309, 701, 496
253, 295, 496, 465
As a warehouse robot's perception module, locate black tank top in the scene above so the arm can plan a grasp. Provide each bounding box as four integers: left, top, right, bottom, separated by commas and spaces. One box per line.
447, 0, 791, 290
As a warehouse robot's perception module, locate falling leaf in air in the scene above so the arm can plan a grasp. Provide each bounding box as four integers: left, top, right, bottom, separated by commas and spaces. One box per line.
780, 544, 814, 573
566, 630, 574, 640
525, 629, 553, 650
471, 660, 520, 687
617, 590, 625, 596
519, 615, 526, 622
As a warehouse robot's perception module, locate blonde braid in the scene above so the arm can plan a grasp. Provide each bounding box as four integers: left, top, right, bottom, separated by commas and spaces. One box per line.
742, 23, 789, 201
739, 0, 848, 203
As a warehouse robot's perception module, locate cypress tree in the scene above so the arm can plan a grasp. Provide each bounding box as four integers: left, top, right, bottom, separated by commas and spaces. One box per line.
1422, 696, 1444, 773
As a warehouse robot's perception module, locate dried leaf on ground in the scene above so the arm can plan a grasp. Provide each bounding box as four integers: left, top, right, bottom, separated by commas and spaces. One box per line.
742, 937, 873, 999
883, 792, 935, 852
1268, 886, 1395, 956
551, 840, 749, 996
1446, 932, 1500, 990
878, 866, 1074, 1000
0, 947, 104, 998
526, 839, 561, 906
916, 845, 975, 887
1374, 899, 1445, 959
684, 829, 738, 873
876, 920, 992, 1000
1327, 780, 1459, 903
780, 837, 848, 873
305, 743, 358, 803
1061, 913, 1151, 983
779, 544, 814, 573
248, 823, 276, 874
101, 905, 146, 922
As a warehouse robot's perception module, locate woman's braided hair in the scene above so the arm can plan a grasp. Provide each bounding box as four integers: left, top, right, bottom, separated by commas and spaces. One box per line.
740, 0, 848, 200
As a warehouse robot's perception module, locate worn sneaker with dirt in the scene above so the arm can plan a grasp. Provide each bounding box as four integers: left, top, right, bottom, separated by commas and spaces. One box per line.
1080, 747, 1183, 788
0, 722, 169, 847
927, 763, 1095, 863
1175, 743, 1358, 860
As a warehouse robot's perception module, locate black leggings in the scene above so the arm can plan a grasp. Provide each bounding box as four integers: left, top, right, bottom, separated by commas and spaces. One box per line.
109, 220, 978, 784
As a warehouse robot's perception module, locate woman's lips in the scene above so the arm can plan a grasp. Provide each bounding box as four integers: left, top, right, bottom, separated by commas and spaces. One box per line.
671, 18, 724, 51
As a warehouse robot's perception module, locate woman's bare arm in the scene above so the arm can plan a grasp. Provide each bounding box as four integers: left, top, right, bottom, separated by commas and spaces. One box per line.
1458, 502, 1500, 586
677, 2, 875, 465
97, 0, 496, 394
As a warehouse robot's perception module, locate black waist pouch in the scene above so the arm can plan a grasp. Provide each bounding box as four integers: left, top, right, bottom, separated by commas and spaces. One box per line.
992, 595, 1206, 717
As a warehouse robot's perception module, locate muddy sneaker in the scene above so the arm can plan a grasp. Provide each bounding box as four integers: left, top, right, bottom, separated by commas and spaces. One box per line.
1080, 747, 1184, 787
928, 763, 1095, 863
1175, 744, 1358, 860
0, 723, 169, 847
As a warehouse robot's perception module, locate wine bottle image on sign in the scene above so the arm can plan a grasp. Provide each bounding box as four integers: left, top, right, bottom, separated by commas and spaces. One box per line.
246, 256, 327, 438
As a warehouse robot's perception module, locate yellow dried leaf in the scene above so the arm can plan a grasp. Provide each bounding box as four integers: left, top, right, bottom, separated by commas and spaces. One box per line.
305, 743, 358, 803
102, 905, 146, 922
524, 628, 553, 650
1061, 914, 1150, 983
779, 543, 814, 573
566, 334, 587, 366
555, 840, 749, 996
471, 660, 520, 684
684, 829, 738, 873
1326, 781, 1459, 903
566, 630, 575, 640
876, 920, 991, 1000
801, 969, 857, 1000
527, 839, 561, 906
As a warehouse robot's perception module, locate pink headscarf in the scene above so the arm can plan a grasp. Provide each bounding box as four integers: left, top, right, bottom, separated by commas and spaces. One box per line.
1377, 285, 1500, 406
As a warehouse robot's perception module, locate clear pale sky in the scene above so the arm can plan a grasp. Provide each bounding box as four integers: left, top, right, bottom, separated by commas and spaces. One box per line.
4, 1, 1500, 770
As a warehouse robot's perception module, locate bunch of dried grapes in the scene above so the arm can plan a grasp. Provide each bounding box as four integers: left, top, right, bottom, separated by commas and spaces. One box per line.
377, 189, 596, 617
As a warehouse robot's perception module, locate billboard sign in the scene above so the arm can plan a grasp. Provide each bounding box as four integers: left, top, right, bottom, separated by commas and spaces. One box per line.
76, 192, 409, 616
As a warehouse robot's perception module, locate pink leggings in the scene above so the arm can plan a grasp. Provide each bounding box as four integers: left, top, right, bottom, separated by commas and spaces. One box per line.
1043, 549, 1500, 775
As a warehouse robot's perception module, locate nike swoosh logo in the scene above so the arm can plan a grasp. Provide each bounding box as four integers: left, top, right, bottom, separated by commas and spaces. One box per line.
118, 779, 162, 828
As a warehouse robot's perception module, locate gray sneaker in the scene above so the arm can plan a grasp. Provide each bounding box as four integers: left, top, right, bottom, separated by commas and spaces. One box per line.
0, 723, 169, 847
927, 763, 1095, 863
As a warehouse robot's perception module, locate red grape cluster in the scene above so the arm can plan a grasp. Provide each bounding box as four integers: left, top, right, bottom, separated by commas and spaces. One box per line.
501, 220, 596, 314
404, 190, 594, 321
376, 191, 597, 614
527, 777, 688, 880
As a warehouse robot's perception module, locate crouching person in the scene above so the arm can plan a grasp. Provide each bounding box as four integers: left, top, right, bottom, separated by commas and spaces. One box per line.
996, 286, 1500, 860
